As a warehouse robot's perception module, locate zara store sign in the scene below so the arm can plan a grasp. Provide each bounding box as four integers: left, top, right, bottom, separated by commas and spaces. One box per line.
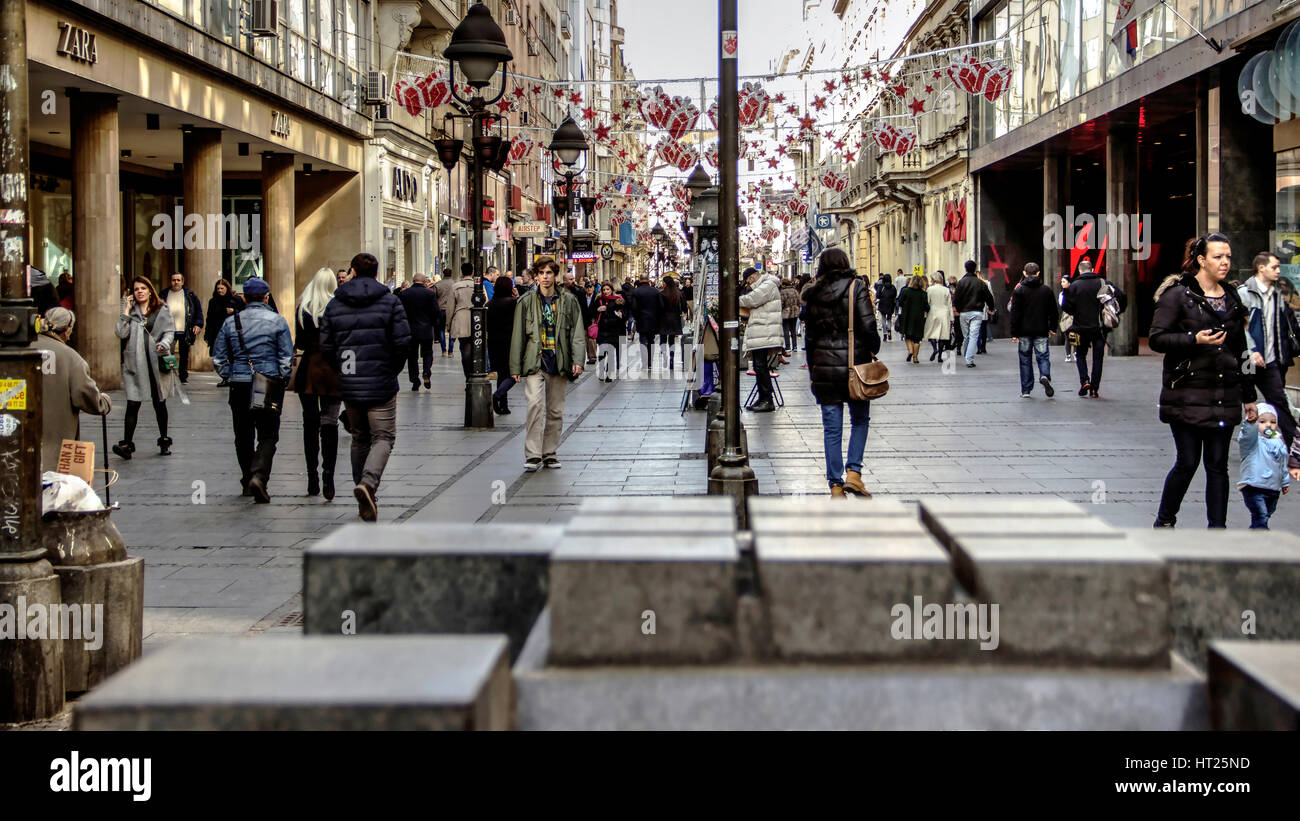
56, 21, 97, 65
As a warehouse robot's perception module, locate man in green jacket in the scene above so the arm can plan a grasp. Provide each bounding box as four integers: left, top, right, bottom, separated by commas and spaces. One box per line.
510, 256, 586, 471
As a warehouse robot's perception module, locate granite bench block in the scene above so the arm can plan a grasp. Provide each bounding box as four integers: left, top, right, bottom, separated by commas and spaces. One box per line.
947, 536, 1170, 668
756, 535, 966, 661
749, 496, 914, 518
74, 636, 513, 730
577, 496, 736, 516
304, 524, 561, 662
1134, 530, 1300, 671
750, 516, 931, 538
918, 497, 1093, 519
548, 536, 739, 665
564, 514, 735, 537
1207, 640, 1300, 730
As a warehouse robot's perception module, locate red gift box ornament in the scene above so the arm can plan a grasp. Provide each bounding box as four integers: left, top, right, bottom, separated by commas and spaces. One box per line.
981, 63, 1011, 102
946, 53, 989, 96
392, 80, 423, 117
870, 122, 899, 151
655, 136, 698, 173
508, 138, 536, 163
706, 99, 719, 130
737, 82, 771, 127
416, 71, 452, 109
664, 95, 701, 141
639, 86, 674, 130
894, 129, 917, 156
819, 169, 848, 194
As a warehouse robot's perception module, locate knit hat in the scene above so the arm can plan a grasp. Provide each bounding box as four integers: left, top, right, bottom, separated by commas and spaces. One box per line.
1256, 402, 1278, 420
43, 307, 74, 333
243, 277, 270, 296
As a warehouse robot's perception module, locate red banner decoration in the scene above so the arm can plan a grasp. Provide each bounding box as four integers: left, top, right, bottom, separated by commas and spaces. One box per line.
943, 200, 967, 242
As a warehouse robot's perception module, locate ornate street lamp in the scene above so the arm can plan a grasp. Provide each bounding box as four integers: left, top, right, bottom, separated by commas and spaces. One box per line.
443, 1, 513, 428
548, 115, 589, 275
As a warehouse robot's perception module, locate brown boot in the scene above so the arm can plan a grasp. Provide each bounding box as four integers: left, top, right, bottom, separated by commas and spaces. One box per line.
830, 484, 846, 498
844, 470, 871, 498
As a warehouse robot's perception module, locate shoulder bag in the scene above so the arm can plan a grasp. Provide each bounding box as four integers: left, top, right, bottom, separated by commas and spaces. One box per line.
233, 312, 286, 413
146, 311, 180, 373
847, 280, 889, 401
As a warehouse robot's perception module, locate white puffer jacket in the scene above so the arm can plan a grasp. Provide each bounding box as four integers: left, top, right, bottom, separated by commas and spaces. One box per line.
739, 272, 785, 353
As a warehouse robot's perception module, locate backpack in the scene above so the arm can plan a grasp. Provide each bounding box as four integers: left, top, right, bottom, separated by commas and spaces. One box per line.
1097, 281, 1121, 330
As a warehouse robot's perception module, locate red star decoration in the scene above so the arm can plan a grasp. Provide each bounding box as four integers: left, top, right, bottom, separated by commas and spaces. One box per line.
512, 87, 527, 98
833, 138, 846, 150
611, 112, 622, 123
552, 87, 565, 99
891, 83, 908, 97
776, 144, 788, 156
581, 106, 597, 121
622, 99, 633, 109
909, 97, 926, 115
811, 95, 828, 111
495, 99, 514, 114
798, 114, 816, 131
569, 91, 583, 105
842, 74, 854, 88
824, 130, 835, 140
617, 148, 628, 159
925, 84, 934, 94
933, 71, 942, 79
772, 93, 786, 103
844, 151, 855, 162
785, 104, 800, 116
862, 69, 873, 81
880, 71, 890, 83
823, 79, 837, 93
594, 123, 611, 141
766, 157, 779, 168
531, 84, 543, 95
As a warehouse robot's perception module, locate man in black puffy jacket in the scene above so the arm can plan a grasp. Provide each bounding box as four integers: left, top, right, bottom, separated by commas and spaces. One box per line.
397, 273, 441, 391
320, 252, 411, 522
1061, 258, 1127, 398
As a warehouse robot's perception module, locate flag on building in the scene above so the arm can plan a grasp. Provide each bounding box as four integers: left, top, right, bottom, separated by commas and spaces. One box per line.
1111, 0, 1160, 62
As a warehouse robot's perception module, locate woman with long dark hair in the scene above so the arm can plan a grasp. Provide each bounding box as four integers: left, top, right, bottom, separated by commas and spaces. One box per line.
659, 275, 685, 371
488, 276, 519, 413
594, 282, 627, 381
1150, 233, 1258, 527
801, 248, 881, 497
294, 268, 342, 499
896, 274, 929, 363
113, 276, 177, 458
204, 279, 244, 386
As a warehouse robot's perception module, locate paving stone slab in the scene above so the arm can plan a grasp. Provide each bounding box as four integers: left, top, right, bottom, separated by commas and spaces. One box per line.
749, 497, 914, 518
919, 497, 1093, 519
751, 516, 931, 538
548, 536, 738, 665
74, 636, 512, 730
1208, 641, 1300, 730
946, 536, 1170, 668
304, 524, 561, 662
576, 496, 735, 515
756, 535, 964, 661
565, 514, 735, 536
1131, 531, 1300, 671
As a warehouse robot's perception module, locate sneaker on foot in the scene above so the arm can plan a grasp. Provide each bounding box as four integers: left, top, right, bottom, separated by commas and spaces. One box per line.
524, 458, 542, 473
1020, 392, 1032, 398
966, 362, 976, 368
1040, 376, 1055, 397
354, 483, 378, 522
543, 455, 562, 469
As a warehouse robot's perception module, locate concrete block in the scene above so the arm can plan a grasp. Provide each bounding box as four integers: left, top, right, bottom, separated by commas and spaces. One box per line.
919, 497, 1092, 518
756, 535, 961, 661
948, 536, 1170, 668
1208, 640, 1300, 730
577, 496, 734, 516
548, 536, 738, 665
53, 556, 144, 693
749, 496, 914, 518
1132, 530, 1300, 671
304, 524, 559, 663
74, 636, 513, 730
751, 516, 931, 538
0, 560, 65, 722
565, 515, 735, 536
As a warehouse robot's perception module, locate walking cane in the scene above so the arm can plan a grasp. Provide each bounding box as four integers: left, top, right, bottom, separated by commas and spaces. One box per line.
101, 412, 111, 508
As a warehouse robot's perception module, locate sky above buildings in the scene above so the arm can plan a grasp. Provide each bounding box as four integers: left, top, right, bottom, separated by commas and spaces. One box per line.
618, 0, 806, 83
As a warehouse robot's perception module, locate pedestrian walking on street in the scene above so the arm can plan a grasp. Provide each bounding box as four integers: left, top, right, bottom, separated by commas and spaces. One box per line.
580, 281, 600, 364
448, 262, 477, 376
802, 248, 881, 497
34, 308, 112, 473
954, 260, 994, 367
977, 270, 996, 354
595, 282, 627, 381
488, 276, 518, 415
204, 279, 245, 387
1059, 274, 1075, 363
1009, 262, 1059, 398
398, 272, 441, 391
740, 266, 784, 412
433, 265, 459, 357
924, 271, 953, 362
1238, 402, 1289, 529
509, 257, 585, 471
1238, 252, 1298, 450
659, 275, 687, 372
628, 276, 666, 375
320, 253, 412, 521
780, 278, 801, 353
212, 277, 293, 503
164, 272, 204, 384
1150, 233, 1258, 528
113, 276, 178, 460
1062, 257, 1127, 397
293, 268, 343, 500
896, 274, 928, 363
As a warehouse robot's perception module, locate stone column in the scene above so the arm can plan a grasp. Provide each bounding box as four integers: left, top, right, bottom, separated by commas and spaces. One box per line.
1042, 154, 1064, 284
184, 128, 222, 370
1106, 124, 1139, 356
261, 152, 296, 325
70, 93, 121, 388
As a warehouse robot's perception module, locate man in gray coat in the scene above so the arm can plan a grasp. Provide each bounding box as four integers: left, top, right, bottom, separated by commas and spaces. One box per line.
34, 308, 112, 473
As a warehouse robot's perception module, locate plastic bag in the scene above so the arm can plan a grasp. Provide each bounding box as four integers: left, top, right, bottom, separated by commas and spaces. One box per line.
41, 471, 105, 513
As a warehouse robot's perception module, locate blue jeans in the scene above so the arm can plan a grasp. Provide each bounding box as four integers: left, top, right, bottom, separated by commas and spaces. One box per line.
1241, 486, 1280, 529
821, 400, 870, 488
1017, 337, 1051, 393
959, 311, 984, 364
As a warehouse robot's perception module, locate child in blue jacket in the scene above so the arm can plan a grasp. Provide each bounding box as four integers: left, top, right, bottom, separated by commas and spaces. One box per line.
1239, 401, 1290, 529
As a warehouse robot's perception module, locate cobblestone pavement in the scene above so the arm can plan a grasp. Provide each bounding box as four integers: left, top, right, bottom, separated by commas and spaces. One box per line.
95, 333, 1296, 651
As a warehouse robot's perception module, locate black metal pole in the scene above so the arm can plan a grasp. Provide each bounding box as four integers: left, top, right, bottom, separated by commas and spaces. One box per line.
707, 0, 757, 518
465, 102, 493, 428
565, 171, 574, 275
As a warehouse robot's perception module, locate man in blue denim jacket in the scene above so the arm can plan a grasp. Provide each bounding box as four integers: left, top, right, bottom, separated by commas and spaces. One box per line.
213, 277, 293, 503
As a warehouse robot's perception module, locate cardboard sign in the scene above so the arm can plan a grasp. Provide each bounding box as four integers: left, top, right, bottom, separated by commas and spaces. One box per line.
56, 440, 95, 484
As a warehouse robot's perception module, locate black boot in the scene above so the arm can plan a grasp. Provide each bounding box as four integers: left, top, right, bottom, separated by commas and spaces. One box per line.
320, 425, 338, 502
157, 436, 172, 456
112, 440, 134, 460
304, 418, 321, 496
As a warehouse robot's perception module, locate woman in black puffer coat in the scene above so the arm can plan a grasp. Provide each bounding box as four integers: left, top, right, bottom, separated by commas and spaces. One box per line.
801, 249, 881, 497
1150, 233, 1258, 528
487, 277, 518, 414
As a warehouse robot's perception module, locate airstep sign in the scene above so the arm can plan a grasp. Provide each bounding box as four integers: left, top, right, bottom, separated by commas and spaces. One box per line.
514, 222, 549, 238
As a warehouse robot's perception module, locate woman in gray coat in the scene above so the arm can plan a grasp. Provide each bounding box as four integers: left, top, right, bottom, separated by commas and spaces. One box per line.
113, 276, 177, 459
739, 267, 785, 412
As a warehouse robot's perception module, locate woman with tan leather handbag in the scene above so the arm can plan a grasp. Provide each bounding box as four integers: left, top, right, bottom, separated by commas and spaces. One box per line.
801, 249, 884, 497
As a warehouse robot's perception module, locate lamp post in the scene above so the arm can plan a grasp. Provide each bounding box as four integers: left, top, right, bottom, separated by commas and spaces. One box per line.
650, 223, 667, 279
443, 1, 513, 429
548, 115, 589, 279
708, 0, 758, 520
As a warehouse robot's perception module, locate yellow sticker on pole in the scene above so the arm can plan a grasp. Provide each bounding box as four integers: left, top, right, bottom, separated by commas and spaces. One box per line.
912, 264, 924, 279
0, 379, 27, 411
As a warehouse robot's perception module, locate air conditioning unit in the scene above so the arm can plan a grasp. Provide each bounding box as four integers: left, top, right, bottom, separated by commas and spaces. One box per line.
504, 7, 520, 26
363, 71, 387, 105
560, 11, 571, 39
250, 0, 279, 35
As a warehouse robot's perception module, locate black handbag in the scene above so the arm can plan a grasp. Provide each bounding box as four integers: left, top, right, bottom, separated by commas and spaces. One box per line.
233, 312, 286, 413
